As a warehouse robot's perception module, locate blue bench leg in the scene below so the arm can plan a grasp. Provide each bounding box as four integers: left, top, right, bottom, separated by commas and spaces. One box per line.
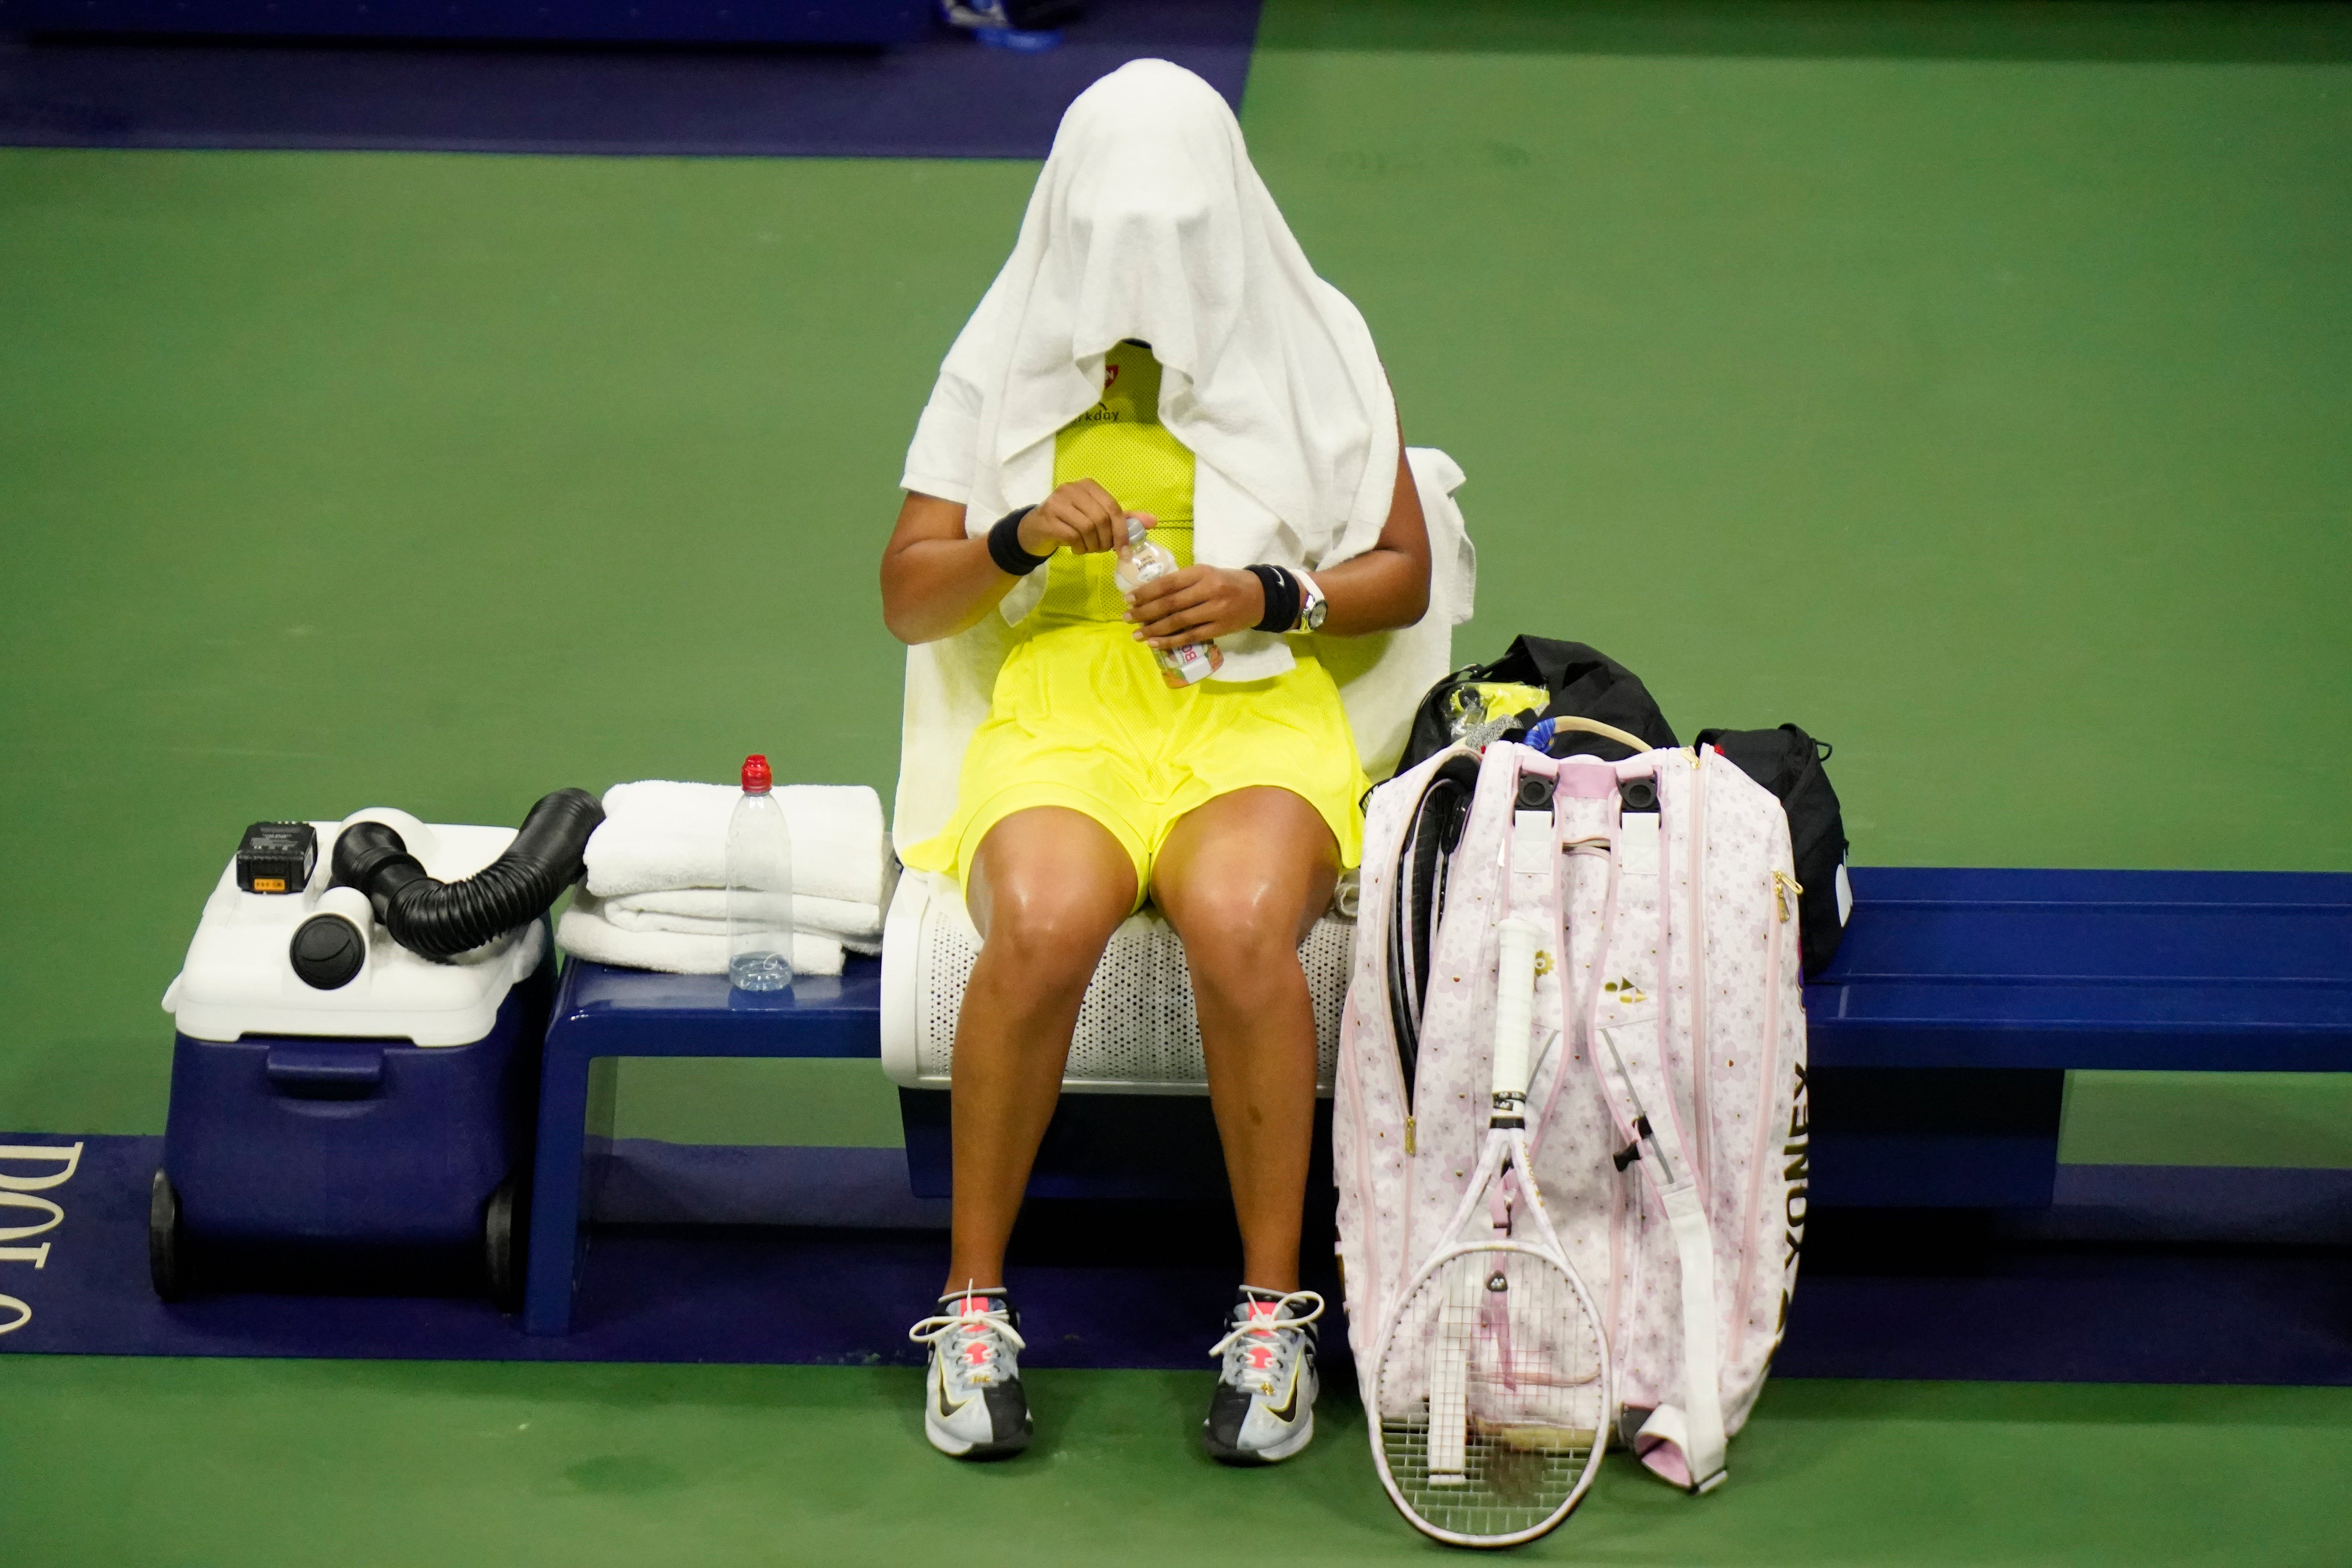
1809, 1068, 2064, 1208
522, 1039, 593, 1335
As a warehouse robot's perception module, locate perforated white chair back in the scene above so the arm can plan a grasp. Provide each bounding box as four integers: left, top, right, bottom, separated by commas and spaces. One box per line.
880, 871, 1354, 1095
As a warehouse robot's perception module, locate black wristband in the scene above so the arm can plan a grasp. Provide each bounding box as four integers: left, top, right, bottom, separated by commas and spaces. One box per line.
1247, 564, 1300, 633
986, 507, 1051, 577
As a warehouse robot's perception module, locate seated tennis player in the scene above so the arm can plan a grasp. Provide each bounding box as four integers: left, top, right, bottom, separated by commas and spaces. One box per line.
881, 59, 1433, 1464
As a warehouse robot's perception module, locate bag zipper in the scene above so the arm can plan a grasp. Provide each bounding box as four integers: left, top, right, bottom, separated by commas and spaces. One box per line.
1682, 748, 1713, 1203
1346, 794, 1418, 1336
1366, 887, 1415, 1312
1773, 868, 1804, 924
1731, 864, 1798, 1357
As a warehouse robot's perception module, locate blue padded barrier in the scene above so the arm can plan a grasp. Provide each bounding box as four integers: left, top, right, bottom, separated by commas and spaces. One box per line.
0, 1, 1263, 158
0, 0, 929, 47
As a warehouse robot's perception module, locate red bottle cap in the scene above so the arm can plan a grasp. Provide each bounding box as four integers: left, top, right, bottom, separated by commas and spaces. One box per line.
740, 754, 773, 793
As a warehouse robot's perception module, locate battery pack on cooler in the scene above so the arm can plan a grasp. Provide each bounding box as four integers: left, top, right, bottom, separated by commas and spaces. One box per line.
234, 821, 317, 895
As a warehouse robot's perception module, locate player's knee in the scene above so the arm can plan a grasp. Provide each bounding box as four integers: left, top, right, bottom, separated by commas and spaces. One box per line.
1180, 886, 1302, 997
981, 881, 1120, 987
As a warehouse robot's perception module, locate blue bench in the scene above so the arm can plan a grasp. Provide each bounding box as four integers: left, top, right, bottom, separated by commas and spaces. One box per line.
523, 960, 883, 1336
524, 867, 2352, 1333
1806, 867, 2352, 1207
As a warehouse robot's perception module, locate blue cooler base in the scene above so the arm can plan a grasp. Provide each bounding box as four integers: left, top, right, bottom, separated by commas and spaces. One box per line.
162, 965, 551, 1276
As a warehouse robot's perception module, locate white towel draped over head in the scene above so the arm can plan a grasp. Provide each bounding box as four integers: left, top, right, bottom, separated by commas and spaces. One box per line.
938, 56, 1399, 581
892, 59, 1474, 857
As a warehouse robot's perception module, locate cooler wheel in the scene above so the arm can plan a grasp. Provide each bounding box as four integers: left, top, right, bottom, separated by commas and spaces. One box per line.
149, 1169, 187, 1302
484, 1177, 523, 1312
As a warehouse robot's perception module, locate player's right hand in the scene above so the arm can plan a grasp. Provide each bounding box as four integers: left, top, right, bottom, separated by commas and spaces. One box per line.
1017, 479, 1127, 557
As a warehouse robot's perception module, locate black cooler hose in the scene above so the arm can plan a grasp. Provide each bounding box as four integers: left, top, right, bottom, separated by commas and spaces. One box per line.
330, 788, 605, 960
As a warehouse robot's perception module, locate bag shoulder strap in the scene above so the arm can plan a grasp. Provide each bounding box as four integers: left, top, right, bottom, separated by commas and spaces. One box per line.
1581, 759, 1730, 1496
1592, 1015, 1730, 1493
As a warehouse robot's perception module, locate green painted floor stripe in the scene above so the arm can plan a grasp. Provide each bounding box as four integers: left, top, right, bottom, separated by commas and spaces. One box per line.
4, 1357, 2348, 1566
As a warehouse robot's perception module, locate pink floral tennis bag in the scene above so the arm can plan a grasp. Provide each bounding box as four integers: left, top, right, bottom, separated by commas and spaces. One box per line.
1334, 737, 1810, 1494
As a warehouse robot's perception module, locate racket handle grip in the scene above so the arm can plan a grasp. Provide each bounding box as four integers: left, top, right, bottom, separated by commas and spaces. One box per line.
1492, 916, 1539, 1102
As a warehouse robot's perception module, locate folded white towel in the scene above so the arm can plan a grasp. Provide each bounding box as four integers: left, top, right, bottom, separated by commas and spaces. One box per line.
603, 889, 883, 950
1331, 867, 1361, 921
558, 894, 845, 978
585, 780, 890, 905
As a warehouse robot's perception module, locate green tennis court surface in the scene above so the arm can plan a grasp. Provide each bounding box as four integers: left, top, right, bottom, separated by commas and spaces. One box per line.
4, 2, 2349, 1559
6, 1358, 2347, 1566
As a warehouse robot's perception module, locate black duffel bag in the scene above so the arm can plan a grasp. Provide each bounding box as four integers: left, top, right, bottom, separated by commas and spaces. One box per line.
1694, 724, 1851, 976
1397, 638, 1851, 974
1398, 635, 1678, 772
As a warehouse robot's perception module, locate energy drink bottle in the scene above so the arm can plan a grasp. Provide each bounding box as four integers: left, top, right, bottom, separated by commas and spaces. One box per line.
1113, 513, 1223, 689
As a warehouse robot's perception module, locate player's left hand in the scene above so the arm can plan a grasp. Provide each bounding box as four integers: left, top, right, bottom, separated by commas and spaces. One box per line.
1124, 566, 1268, 649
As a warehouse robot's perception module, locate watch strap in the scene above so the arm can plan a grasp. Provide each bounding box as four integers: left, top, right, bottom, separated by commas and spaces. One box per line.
1294, 570, 1326, 632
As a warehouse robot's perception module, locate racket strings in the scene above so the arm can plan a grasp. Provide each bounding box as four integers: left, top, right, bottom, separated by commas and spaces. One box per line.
1376, 1246, 1606, 1542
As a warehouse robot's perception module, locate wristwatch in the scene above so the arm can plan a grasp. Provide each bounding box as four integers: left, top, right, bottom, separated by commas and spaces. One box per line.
1293, 571, 1328, 632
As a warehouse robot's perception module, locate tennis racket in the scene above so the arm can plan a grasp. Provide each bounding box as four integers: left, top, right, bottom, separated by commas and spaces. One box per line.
1385, 753, 1482, 1118
1369, 906, 1613, 1548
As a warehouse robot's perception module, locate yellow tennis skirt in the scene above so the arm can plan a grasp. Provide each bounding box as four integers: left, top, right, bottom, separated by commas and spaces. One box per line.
902, 620, 1369, 907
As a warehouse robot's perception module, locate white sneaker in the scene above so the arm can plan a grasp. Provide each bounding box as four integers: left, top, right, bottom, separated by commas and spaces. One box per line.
909, 1289, 1033, 1459
1202, 1287, 1324, 1465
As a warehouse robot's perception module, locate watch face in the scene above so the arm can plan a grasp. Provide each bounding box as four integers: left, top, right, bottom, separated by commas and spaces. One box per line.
1304, 596, 1328, 630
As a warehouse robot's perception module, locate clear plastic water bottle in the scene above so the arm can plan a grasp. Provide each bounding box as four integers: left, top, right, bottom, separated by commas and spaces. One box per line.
1114, 512, 1223, 688
726, 753, 794, 992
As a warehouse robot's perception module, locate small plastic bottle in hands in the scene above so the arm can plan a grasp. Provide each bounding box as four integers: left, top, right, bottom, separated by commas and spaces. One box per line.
1113, 513, 1223, 689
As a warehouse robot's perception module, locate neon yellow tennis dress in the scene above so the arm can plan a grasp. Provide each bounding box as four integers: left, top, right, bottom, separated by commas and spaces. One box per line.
903, 341, 1370, 907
